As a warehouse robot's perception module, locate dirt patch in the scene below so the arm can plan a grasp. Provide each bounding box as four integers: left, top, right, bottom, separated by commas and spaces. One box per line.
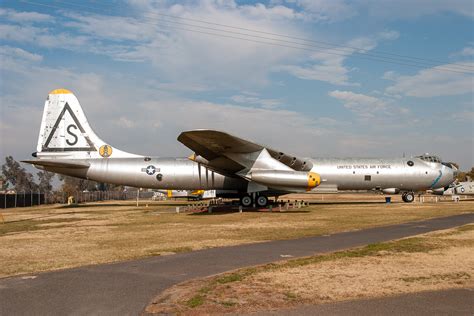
145, 224, 474, 315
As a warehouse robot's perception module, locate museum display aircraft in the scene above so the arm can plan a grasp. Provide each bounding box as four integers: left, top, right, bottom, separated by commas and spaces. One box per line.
432, 181, 474, 196
23, 89, 457, 206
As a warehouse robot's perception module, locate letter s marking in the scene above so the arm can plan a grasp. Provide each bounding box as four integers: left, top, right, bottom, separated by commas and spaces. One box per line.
66, 124, 78, 146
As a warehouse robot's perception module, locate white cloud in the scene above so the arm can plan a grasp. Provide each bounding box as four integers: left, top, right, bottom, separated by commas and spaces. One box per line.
0, 8, 52, 23
230, 94, 282, 109
116, 117, 135, 128
279, 36, 380, 86
384, 63, 474, 97
376, 30, 400, 40
290, 0, 357, 22
329, 90, 388, 118
453, 46, 474, 57
0, 2, 306, 88
451, 110, 474, 122
0, 23, 91, 51
275, 0, 473, 22
363, 0, 474, 19
0, 46, 43, 64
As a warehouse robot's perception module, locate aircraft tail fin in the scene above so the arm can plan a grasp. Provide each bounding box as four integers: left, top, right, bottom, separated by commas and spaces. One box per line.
36, 89, 140, 159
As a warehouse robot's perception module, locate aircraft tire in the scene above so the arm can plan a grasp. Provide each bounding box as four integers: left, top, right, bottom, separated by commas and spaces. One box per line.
256, 195, 268, 208
404, 192, 414, 203
240, 195, 253, 207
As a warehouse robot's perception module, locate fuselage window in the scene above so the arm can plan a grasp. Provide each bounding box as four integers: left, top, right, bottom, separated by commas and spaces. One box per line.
407, 160, 414, 166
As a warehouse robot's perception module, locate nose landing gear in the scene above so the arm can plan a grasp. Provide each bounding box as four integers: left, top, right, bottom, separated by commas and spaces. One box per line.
402, 192, 415, 203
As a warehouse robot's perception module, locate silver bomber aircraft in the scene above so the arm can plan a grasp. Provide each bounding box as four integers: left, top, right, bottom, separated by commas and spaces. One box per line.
23, 89, 457, 206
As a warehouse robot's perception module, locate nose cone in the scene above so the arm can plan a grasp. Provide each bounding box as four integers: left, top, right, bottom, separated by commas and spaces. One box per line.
438, 165, 456, 188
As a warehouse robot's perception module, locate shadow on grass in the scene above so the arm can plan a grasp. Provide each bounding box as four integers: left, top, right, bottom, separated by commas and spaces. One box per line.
59, 203, 131, 209
190, 207, 311, 216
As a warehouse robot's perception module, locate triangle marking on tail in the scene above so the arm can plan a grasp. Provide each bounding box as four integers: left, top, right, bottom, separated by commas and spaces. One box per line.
42, 102, 96, 152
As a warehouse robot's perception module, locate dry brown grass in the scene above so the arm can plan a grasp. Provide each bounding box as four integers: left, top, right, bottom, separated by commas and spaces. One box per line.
145, 224, 474, 315
0, 197, 473, 278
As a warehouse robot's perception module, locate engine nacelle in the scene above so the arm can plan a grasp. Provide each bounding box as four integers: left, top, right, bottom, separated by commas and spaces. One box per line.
382, 188, 400, 194
250, 170, 320, 190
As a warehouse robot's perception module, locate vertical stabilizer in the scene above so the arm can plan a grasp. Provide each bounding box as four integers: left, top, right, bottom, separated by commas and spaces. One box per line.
36, 89, 141, 159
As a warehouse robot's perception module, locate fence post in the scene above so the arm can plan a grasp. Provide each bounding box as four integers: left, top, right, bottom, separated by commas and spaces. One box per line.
14, 193, 17, 208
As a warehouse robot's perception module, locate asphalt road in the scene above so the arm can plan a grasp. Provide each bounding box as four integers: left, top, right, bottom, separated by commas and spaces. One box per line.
256, 288, 474, 316
0, 213, 473, 316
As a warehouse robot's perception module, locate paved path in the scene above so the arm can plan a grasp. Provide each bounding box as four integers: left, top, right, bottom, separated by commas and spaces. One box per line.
0, 213, 472, 316
257, 288, 474, 315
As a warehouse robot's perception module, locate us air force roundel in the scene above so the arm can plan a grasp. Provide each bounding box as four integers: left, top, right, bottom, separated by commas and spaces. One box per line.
145, 165, 156, 175
141, 165, 160, 175
99, 145, 113, 158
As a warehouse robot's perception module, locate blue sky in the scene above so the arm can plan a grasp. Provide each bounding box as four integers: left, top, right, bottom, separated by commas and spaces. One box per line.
1, 0, 473, 169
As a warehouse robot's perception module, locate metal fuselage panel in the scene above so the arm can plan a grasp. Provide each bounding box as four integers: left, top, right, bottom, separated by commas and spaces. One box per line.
44, 157, 247, 191
309, 157, 454, 191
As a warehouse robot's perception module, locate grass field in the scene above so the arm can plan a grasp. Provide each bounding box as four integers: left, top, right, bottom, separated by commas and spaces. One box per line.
146, 224, 474, 315
0, 195, 473, 278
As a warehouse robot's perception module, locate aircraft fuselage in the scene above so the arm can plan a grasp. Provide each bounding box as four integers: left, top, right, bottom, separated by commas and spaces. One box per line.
39, 155, 454, 194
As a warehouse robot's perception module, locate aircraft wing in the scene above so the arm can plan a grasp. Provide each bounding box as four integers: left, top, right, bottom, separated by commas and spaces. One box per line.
177, 130, 313, 174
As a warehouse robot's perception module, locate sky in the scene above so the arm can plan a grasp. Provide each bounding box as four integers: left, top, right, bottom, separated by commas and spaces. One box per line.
0, 0, 473, 171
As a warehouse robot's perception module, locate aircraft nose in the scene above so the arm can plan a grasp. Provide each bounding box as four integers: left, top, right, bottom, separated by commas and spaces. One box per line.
440, 165, 456, 187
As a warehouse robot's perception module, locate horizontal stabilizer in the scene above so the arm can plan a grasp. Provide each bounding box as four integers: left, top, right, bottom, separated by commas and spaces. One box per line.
22, 159, 90, 169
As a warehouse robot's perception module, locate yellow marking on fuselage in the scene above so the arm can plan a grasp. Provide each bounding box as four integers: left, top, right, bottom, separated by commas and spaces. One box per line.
167, 190, 172, 198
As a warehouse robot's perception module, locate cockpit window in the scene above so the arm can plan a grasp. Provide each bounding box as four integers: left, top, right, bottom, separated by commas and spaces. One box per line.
416, 154, 441, 163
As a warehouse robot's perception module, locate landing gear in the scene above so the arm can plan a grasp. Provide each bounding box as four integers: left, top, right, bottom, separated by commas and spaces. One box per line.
402, 192, 414, 203
256, 195, 268, 207
239, 194, 268, 207
240, 195, 253, 207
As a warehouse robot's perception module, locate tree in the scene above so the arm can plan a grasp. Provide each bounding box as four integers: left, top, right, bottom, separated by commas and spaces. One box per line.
466, 167, 474, 181
59, 175, 98, 196
455, 167, 474, 182
1, 156, 38, 192
37, 171, 55, 194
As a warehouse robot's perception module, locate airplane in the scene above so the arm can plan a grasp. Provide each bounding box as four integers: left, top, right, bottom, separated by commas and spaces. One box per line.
23, 89, 457, 207
432, 181, 474, 196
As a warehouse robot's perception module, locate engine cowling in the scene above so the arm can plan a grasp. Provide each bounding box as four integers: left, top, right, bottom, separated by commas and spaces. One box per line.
250, 170, 320, 191
382, 188, 400, 194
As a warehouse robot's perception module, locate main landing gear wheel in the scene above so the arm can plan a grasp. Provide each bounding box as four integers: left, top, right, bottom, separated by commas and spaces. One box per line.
402, 192, 415, 203
256, 195, 268, 207
240, 195, 253, 207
